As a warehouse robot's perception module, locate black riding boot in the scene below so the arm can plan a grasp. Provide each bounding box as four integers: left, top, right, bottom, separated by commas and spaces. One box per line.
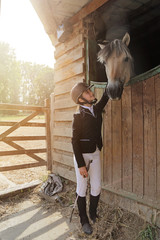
89, 194, 100, 223
77, 195, 93, 235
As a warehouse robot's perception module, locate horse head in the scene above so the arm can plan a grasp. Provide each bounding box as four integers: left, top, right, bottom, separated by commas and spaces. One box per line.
98, 33, 134, 100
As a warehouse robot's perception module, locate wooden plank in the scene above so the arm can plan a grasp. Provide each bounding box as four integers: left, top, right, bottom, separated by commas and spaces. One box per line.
121, 86, 132, 192
3, 136, 46, 141
52, 152, 74, 167
4, 140, 46, 164
54, 75, 83, 96
53, 140, 72, 153
102, 185, 160, 213
0, 111, 40, 141
127, 65, 160, 86
54, 33, 83, 59
55, 43, 84, 70
0, 162, 46, 172
112, 100, 122, 189
54, 95, 76, 110
0, 180, 41, 199
88, 39, 97, 82
45, 98, 52, 171
103, 100, 112, 185
69, 0, 111, 25
54, 165, 76, 183
0, 103, 45, 111
132, 82, 144, 196
0, 148, 46, 156
54, 58, 84, 83
0, 121, 45, 127
53, 127, 72, 138
143, 77, 156, 199
54, 111, 74, 122
155, 73, 160, 199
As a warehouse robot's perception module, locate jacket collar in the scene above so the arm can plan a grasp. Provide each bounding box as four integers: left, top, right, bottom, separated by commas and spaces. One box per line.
79, 105, 97, 118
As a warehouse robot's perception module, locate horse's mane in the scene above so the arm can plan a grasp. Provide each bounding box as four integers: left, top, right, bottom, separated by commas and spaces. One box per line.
98, 39, 134, 76
98, 39, 132, 62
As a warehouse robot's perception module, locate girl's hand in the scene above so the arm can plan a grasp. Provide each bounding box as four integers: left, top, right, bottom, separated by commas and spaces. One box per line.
79, 166, 88, 178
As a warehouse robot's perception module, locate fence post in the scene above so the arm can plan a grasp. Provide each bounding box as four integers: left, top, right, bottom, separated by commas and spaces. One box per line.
45, 98, 52, 171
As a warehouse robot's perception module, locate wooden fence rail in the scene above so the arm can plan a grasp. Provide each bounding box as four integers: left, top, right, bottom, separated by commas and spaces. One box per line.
0, 99, 52, 172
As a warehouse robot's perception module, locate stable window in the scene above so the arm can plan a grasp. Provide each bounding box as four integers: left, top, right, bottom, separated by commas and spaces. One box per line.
85, 0, 160, 83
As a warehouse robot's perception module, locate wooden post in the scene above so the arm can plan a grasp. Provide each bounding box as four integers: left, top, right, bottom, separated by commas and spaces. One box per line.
50, 93, 55, 169
45, 98, 52, 171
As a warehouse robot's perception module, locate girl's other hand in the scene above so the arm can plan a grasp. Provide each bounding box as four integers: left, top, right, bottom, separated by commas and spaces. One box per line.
79, 166, 88, 178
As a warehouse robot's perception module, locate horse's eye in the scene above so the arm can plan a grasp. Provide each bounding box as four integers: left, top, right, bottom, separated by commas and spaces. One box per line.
124, 57, 129, 62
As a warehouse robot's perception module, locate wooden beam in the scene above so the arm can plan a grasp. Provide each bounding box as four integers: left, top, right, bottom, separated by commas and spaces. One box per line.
45, 98, 52, 171
0, 103, 45, 111
0, 111, 40, 141
53, 141, 72, 153
69, 0, 111, 25
0, 163, 46, 172
0, 148, 46, 156
0, 121, 45, 127
3, 140, 46, 164
0, 180, 41, 199
3, 136, 46, 141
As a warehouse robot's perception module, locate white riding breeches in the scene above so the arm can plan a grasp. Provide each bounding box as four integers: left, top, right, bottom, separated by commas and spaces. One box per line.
74, 148, 101, 197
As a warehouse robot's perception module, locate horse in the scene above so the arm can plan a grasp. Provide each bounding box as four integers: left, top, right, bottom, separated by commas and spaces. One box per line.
92, 0, 134, 100
97, 33, 134, 100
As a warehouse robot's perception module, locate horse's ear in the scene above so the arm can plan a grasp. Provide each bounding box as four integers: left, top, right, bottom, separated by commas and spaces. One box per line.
98, 44, 106, 49
122, 33, 130, 46
98, 40, 109, 49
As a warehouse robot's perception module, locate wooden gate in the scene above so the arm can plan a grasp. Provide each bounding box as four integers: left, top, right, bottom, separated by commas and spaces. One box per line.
0, 99, 52, 172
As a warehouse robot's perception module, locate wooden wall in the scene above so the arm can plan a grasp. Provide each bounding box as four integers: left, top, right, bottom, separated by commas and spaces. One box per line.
51, 21, 85, 181
102, 69, 160, 213
51, 17, 160, 223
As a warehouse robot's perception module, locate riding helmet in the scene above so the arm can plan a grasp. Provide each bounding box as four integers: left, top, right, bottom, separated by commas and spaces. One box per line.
71, 82, 93, 104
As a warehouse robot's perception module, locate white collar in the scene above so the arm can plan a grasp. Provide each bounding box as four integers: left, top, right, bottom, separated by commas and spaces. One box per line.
80, 105, 93, 111
80, 105, 95, 116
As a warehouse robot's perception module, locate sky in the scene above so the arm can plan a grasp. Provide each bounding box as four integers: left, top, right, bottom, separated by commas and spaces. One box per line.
0, 0, 55, 68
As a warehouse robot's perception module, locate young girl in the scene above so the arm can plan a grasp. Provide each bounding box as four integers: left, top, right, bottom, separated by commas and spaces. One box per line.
71, 82, 109, 235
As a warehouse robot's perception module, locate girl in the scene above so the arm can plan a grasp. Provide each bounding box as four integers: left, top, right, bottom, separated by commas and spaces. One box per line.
71, 82, 109, 235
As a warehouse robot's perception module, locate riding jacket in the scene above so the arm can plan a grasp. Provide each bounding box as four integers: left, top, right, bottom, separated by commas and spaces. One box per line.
72, 90, 109, 168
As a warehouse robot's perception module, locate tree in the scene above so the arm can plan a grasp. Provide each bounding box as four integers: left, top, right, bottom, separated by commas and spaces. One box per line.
0, 42, 21, 103
0, 42, 54, 106
20, 62, 54, 105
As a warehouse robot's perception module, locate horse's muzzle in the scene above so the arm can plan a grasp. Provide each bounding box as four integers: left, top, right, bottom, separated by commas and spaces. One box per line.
107, 81, 124, 100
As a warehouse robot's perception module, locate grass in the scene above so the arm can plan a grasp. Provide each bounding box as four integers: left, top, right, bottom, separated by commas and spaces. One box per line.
138, 224, 158, 240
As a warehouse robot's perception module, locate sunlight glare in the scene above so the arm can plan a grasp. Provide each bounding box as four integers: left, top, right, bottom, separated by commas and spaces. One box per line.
0, 0, 55, 67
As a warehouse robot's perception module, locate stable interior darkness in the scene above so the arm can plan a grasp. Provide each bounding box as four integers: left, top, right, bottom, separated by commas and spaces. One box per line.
89, 0, 160, 82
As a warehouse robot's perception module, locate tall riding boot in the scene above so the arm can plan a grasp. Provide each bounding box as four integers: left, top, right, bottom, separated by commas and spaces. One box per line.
77, 195, 93, 235
89, 194, 100, 223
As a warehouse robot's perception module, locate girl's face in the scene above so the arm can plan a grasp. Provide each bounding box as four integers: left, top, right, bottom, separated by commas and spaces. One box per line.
79, 89, 95, 106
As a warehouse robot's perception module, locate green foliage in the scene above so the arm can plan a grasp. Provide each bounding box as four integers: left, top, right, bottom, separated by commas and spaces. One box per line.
138, 224, 158, 240
0, 42, 21, 103
21, 62, 54, 105
0, 41, 54, 106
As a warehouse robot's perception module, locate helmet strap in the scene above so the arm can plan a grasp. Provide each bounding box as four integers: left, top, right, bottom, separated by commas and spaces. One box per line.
78, 96, 97, 105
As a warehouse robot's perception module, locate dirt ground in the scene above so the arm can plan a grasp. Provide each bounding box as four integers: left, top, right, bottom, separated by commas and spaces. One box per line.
0, 179, 153, 240
0, 117, 158, 239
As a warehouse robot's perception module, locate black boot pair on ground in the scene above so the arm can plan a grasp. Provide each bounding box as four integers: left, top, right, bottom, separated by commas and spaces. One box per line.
77, 194, 100, 235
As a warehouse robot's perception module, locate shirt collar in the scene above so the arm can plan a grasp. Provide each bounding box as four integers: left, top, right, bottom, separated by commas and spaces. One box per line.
80, 105, 95, 116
